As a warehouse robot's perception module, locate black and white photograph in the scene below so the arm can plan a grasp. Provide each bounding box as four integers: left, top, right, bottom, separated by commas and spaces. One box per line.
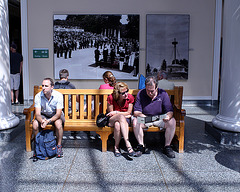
146, 14, 190, 80
53, 14, 140, 80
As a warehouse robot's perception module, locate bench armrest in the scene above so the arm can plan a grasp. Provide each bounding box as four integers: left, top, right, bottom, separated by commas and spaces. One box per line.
23, 104, 35, 122
173, 104, 186, 121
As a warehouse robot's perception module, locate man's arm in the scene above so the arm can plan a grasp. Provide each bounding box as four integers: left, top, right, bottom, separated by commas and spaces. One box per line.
163, 111, 173, 122
134, 110, 146, 117
162, 91, 174, 121
35, 107, 49, 129
133, 91, 145, 117
35, 107, 43, 123
47, 108, 62, 123
20, 61, 23, 74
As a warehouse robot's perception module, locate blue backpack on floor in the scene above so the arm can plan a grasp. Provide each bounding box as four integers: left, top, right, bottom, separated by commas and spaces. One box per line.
35, 130, 57, 160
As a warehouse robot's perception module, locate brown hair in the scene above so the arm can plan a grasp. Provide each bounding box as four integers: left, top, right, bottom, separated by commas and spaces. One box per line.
112, 82, 129, 100
43, 77, 54, 87
59, 69, 69, 79
103, 71, 116, 87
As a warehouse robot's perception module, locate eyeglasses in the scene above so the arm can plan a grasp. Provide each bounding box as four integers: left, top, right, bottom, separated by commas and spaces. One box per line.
42, 85, 49, 87
146, 87, 157, 94
119, 89, 129, 95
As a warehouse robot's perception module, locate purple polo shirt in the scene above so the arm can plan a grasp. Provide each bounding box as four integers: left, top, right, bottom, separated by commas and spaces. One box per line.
134, 88, 173, 116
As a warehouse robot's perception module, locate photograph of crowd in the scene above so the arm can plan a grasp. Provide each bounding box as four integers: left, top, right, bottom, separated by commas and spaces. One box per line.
53, 14, 139, 80
146, 14, 190, 80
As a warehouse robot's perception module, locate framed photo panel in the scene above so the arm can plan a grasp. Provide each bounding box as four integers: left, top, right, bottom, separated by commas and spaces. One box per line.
146, 14, 190, 79
53, 14, 140, 79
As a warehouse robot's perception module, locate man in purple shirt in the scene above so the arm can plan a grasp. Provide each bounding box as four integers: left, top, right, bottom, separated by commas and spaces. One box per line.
133, 76, 176, 158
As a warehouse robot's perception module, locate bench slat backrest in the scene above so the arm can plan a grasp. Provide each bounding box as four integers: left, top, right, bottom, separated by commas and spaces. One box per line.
33, 86, 183, 121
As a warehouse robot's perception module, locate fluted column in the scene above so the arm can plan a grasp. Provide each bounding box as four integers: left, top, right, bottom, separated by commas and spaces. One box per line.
0, 0, 19, 130
212, 0, 240, 132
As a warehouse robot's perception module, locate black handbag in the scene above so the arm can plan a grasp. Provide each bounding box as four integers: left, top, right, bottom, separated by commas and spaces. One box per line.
96, 113, 109, 127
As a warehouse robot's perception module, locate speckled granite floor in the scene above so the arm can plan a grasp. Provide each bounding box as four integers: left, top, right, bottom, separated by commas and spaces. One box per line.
1, 102, 240, 192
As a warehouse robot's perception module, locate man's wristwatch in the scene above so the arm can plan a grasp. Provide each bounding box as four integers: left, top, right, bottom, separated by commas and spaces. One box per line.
48, 119, 52, 124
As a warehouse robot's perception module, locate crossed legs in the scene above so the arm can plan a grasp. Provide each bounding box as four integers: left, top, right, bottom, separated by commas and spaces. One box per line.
108, 114, 133, 151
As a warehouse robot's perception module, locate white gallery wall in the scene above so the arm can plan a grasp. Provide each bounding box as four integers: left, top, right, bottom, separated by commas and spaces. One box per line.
25, 0, 216, 99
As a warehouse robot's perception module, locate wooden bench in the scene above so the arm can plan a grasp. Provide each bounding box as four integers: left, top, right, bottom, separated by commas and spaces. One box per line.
23, 86, 185, 153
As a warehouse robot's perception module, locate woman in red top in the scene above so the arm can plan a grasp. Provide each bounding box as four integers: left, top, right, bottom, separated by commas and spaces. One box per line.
107, 82, 135, 157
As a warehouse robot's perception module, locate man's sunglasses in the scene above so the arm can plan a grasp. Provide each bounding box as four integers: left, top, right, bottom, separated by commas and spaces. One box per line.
119, 89, 129, 95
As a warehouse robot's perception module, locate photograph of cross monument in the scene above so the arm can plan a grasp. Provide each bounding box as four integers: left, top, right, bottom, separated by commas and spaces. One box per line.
146, 14, 190, 80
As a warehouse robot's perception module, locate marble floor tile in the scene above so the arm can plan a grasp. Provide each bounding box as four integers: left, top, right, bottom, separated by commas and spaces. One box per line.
0, 103, 239, 192
64, 171, 167, 192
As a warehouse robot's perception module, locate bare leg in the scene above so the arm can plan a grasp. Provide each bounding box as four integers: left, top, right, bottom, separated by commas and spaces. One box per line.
32, 119, 40, 138
117, 115, 132, 148
114, 121, 121, 149
164, 118, 176, 146
11, 90, 14, 103
54, 119, 63, 145
132, 118, 145, 146
15, 89, 19, 103
109, 114, 133, 151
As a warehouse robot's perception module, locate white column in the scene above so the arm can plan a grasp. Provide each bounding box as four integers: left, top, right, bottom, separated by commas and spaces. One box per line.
212, 0, 240, 132
212, 0, 222, 101
21, 0, 29, 101
0, 0, 19, 130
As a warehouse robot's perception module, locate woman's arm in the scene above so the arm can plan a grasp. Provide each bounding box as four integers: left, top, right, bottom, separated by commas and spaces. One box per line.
106, 103, 116, 117
106, 103, 133, 117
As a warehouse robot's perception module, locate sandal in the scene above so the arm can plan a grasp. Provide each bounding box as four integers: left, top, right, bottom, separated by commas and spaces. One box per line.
114, 147, 121, 157
127, 146, 136, 157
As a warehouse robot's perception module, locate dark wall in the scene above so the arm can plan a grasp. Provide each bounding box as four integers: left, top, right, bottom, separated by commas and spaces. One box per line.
9, 0, 23, 103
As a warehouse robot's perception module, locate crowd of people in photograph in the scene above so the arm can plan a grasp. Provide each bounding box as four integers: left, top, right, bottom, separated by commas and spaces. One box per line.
53, 26, 139, 74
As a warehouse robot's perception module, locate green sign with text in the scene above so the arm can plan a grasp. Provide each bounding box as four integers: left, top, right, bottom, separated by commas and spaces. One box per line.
33, 48, 49, 58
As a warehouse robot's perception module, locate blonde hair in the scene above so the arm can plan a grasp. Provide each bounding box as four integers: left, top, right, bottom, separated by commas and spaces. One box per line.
103, 71, 116, 87
112, 82, 129, 100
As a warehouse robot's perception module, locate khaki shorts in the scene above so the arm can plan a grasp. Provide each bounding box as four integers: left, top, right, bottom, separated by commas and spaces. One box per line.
10, 73, 20, 90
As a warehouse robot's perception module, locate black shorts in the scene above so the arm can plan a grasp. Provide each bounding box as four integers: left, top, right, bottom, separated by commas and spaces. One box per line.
126, 117, 131, 126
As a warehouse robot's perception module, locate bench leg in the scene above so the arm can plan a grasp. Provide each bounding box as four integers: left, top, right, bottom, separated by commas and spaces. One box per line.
172, 134, 184, 153
178, 123, 184, 153
25, 127, 32, 152
178, 135, 184, 153
96, 131, 112, 152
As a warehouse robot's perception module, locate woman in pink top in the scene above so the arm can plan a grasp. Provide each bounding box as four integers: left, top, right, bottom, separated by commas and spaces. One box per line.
99, 71, 116, 89
106, 82, 136, 157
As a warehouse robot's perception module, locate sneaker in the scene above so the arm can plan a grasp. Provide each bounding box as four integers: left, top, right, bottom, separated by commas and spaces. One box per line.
134, 144, 146, 157
32, 152, 38, 162
163, 146, 175, 158
57, 145, 63, 158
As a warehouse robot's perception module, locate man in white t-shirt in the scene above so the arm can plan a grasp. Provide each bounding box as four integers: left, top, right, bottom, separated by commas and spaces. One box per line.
33, 77, 64, 158
157, 71, 175, 90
